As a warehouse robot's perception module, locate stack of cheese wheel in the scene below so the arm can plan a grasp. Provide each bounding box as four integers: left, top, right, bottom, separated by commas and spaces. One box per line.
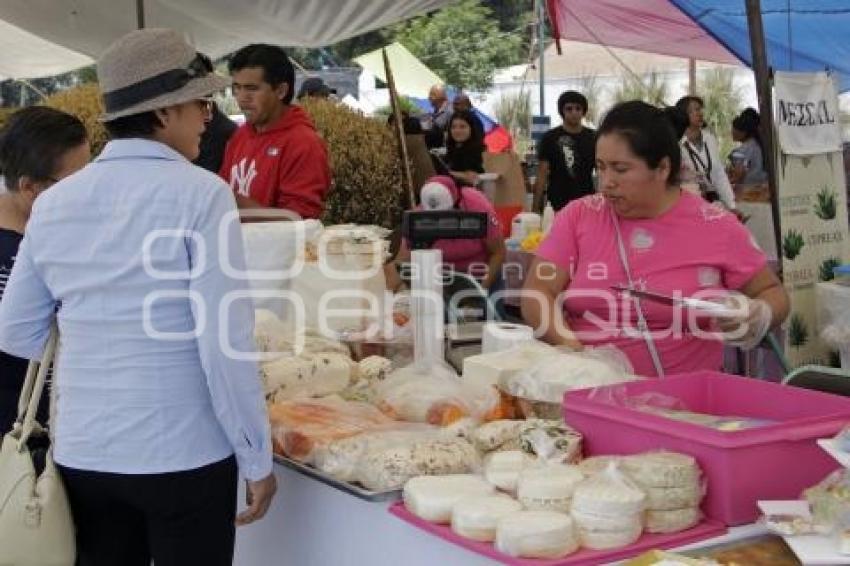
495, 511, 580, 559
516, 464, 584, 513
571, 462, 647, 550
622, 452, 703, 534
451, 494, 523, 541
403, 475, 495, 523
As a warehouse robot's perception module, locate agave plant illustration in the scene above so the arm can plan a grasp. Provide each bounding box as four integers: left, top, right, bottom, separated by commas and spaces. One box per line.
814, 186, 838, 220
789, 313, 809, 348
820, 257, 842, 281
782, 229, 805, 261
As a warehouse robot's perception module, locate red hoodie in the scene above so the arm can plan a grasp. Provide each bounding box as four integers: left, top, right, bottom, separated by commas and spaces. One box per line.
219, 106, 331, 219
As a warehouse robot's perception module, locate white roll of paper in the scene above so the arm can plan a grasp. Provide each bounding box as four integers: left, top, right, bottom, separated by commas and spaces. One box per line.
481, 322, 534, 354
411, 249, 445, 368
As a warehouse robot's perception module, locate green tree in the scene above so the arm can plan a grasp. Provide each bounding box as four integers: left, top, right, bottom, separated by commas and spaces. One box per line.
394, 0, 523, 90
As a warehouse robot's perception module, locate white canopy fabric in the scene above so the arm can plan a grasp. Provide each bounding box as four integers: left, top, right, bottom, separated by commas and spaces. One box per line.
353, 42, 443, 98
0, 0, 455, 79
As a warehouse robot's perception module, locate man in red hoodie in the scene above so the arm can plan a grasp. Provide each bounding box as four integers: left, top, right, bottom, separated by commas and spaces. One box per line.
220, 44, 331, 219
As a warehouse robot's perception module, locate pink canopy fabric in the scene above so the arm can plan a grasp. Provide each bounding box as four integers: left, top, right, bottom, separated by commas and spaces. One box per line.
546, 0, 740, 65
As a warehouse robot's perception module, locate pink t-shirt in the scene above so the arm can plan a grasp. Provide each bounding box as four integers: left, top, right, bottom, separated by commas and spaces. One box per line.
413, 187, 502, 275
535, 192, 766, 377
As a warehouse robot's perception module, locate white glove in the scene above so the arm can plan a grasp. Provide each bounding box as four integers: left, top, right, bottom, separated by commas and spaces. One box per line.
714, 295, 773, 350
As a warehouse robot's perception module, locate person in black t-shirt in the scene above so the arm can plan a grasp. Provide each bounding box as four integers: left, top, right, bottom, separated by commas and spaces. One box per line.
0, 106, 89, 434
533, 91, 596, 212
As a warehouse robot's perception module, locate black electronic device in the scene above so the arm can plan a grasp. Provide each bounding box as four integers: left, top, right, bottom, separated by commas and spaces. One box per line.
402, 210, 488, 249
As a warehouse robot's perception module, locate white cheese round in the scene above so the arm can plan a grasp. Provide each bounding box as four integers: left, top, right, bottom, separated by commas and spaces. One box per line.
645, 483, 703, 511
646, 507, 701, 534
578, 520, 642, 550
450, 494, 523, 542
572, 468, 646, 516
403, 474, 494, 524
622, 452, 700, 488
495, 511, 579, 559
517, 464, 584, 513
483, 450, 535, 493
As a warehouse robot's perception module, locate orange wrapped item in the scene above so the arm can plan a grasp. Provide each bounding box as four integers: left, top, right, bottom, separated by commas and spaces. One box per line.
268, 396, 397, 461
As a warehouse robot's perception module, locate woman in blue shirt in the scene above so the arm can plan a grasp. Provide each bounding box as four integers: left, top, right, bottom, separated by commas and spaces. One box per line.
0, 106, 89, 434
0, 29, 276, 566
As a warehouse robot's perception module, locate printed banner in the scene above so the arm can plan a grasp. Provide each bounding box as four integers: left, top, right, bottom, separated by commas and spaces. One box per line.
774, 71, 842, 156
778, 150, 850, 368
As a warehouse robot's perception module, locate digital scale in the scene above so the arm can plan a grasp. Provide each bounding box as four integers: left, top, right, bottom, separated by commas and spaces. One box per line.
402, 210, 488, 249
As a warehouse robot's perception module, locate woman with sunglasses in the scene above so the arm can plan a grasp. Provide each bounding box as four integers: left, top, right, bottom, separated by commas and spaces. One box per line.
0, 106, 89, 434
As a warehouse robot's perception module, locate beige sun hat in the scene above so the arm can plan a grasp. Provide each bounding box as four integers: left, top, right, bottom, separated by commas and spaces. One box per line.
98, 28, 230, 121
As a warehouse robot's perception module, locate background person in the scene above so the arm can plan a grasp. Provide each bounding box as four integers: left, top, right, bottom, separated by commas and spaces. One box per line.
0, 29, 276, 565
387, 175, 506, 295
220, 44, 331, 220
533, 90, 596, 212
676, 95, 737, 210
192, 52, 237, 173
423, 84, 453, 149
728, 107, 767, 187
444, 110, 486, 187
0, 106, 89, 434
521, 101, 789, 377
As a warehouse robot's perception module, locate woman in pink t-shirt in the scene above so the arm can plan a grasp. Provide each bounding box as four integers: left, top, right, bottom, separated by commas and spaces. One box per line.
522, 101, 789, 377
387, 175, 506, 292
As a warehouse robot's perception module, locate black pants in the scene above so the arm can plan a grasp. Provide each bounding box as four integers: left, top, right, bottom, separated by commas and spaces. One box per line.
58, 456, 238, 566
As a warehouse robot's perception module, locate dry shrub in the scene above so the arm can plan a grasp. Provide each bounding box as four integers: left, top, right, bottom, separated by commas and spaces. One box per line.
300, 99, 404, 229
45, 84, 108, 155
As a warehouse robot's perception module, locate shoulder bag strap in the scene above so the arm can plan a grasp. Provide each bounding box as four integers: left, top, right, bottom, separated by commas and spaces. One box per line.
610, 210, 665, 377
15, 321, 58, 446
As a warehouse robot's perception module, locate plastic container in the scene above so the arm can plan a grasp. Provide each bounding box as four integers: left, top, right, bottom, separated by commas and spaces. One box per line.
495, 205, 523, 238
563, 371, 850, 526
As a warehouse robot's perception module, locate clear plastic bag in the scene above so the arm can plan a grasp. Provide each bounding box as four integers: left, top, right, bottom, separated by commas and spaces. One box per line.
501, 346, 636, 419
267, 396, 398, 462
804, 469, 850, 529
376, 361, 502, 425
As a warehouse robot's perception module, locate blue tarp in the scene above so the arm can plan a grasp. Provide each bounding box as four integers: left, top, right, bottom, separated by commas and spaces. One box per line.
671, 1, 850, 92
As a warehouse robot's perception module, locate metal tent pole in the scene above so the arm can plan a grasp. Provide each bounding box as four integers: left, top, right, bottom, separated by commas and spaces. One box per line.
538, 0, 545, 116
746, 0, 783, 270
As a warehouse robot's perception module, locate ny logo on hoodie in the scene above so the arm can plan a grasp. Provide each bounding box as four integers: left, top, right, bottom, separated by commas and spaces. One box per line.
229, 158, 258, 197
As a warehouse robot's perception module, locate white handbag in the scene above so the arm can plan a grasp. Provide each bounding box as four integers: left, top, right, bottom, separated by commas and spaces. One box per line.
0, 323, 75, 566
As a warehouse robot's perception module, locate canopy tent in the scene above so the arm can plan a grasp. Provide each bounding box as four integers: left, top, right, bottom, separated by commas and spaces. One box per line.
0, 0, 454, 79
353, 42, 444, 98
546, 0, 850, 92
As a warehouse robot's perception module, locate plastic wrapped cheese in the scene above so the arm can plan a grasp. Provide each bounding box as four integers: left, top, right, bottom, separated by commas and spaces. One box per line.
495, 511, 579, 559
484, 450, 535, 493
403, 475, 495, 523
358, 355, 393, 382
572, 462, 646, 516
646, 507, 701, 534
358, 438, 480, 492
263, 353, 356, 402
472, 420, 527, 452
451, 494, 523, 541
517, 464, 584, 513
622, 452, 700, 488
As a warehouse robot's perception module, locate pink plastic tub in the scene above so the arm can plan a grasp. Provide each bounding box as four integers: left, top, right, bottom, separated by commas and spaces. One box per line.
563, 371, 850, 526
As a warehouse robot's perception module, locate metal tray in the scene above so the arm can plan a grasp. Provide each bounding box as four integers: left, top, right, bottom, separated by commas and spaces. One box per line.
273, 455, 401, 502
